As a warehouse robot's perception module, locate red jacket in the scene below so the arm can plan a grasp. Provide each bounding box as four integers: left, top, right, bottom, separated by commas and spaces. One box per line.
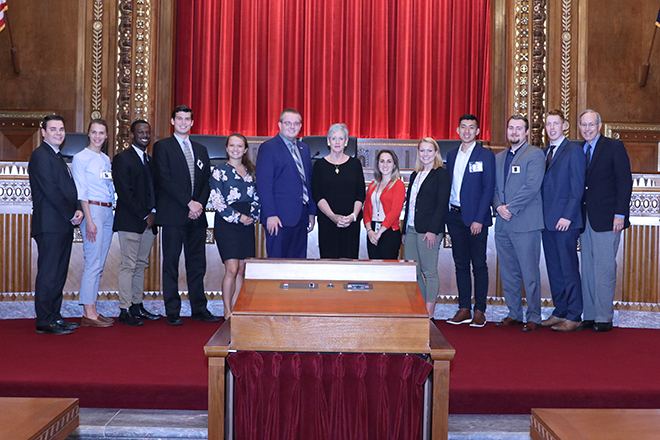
363, 179, 405, 231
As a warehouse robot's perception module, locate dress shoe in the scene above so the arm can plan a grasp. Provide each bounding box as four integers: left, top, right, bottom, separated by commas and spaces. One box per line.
81, 315, 113, 328
592, 322, 613, 332
191, 310, 221, 322
521, 322, 539, 332
541, 315, 566, 327
581, 320, 595, 329
167, 315, 183, 326
56, 318, 81, 330
130, 303, 162, 320
36, 323, 73, 335
447, 308, 472, 325
495, 317, 523, 327
119, 308, 144, 326
97, 314, 114, 324
552, 319, 582, 332
469, 310, 487, 328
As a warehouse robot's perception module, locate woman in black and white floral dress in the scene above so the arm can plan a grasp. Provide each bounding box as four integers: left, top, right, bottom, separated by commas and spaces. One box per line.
210, 133, 260, 318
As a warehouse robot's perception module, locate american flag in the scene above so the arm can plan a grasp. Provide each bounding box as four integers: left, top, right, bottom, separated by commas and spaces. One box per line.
0, 1, 7, 33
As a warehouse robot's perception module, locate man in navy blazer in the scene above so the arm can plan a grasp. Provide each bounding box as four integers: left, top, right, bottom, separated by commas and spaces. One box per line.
579, 109, 632, 332
29, 115, 84, 335
153, 105, 218, 325
540, 110, 585, 332
112, 120, 162, 326
445, 115, 495, 328
256, 108, 316, 258
493, 115, 545, 332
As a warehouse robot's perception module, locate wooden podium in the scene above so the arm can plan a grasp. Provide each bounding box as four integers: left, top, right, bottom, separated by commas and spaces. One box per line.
204, 259, 455, 440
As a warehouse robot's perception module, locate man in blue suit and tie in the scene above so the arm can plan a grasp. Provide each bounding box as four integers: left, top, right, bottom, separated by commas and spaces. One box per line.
579, 109, 632, 332
256, 108, 316, 258
445, 115, 495, 328
540, 110, 585, 332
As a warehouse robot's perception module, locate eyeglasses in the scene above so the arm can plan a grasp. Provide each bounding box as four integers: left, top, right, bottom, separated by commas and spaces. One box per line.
580, 122, 598, 129
282, 121, 301, 128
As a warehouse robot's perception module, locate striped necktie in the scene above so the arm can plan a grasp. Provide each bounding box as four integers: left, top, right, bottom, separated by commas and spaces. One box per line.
183, 139, 195, 194
287, 142, 309, 204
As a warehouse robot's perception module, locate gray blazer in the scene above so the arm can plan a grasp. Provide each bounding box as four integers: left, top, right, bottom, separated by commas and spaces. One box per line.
492, 142, 545, 233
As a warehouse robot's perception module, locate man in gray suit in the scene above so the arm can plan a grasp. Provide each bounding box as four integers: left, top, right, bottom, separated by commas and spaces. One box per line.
492, 115, 545, 332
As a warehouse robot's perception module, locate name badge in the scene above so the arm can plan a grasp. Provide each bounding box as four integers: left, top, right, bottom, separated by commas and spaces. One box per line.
196, 159, 204, 170
469, 161, 483, 173
100, 170, 112, 179
511, 165, 521, 174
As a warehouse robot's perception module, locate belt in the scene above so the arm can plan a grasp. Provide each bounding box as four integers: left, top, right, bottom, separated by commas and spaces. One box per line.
89, 200, 112, 208
450, 204, 462, 213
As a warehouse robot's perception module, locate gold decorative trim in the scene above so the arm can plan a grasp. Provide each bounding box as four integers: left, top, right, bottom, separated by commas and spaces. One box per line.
116, 0, 133, 152
530, 0, 547, 146
0, 111, 54, 119
560, 0, 572, 131
603, 123, 660, 138
91, 0, 104, 120
513, 0, 531, 118
133, 0, 151, 122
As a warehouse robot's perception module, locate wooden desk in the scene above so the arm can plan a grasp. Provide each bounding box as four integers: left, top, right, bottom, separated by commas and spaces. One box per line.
0, 397, 79, 440
531, 408, 660, 440
205, 259, 455, 440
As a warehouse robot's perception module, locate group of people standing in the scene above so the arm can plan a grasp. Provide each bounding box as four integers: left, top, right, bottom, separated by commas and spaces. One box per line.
28, 105, 632, 335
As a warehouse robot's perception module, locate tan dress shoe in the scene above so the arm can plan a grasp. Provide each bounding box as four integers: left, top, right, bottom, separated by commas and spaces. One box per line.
495, 317, 523, 327
541, 315, 566, 327
81, 316, 113, 328
552, 319, 582, 332
521, 322, 539, 332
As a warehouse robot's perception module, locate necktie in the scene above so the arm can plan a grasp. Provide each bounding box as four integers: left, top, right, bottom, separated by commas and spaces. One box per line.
57, 151, 72, 177
288, 142, 309, 204
545, 146, 554, 171
183, 139, 195, 194
585, 144, 592, 165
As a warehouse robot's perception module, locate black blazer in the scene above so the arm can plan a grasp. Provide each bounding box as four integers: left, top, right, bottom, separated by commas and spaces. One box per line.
402, 167, 451, 235
152, 135, 211, 227
28, 142, 80, 235
112, 146, 158, 234
581, 135, 632, 232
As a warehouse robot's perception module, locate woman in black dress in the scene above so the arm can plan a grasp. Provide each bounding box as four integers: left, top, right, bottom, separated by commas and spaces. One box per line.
210, 133, 260, 318
311, 123, 365, 258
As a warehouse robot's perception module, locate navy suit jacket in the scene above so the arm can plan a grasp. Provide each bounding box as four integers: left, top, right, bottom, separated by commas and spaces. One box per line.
581, 135, 632, 232
29, 142, 80, 235
152, 135, 211, 228
446, 144, 495, 227
541, 138, 585, 231
112, 146, 158, 234
256, 135, 316, 226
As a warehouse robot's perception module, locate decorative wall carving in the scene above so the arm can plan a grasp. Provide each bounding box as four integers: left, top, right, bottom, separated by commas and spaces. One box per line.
514, 0, 547, 147
114, 0, 153, 153
116, 0, 134, 152
91, 0, 104, 121
560, 0, 572, 131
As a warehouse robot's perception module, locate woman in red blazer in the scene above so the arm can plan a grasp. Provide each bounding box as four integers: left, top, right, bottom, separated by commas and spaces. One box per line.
363, 149, 405, 259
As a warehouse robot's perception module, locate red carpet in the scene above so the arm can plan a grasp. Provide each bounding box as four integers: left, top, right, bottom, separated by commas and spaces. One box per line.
1, 318, 659, 414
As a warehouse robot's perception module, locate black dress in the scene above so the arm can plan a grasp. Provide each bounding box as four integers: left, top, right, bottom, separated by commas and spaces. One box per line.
311, 156, 365, 258
209, 162, 260, 262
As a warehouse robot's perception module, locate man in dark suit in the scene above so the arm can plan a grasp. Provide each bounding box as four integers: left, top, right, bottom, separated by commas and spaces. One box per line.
112, 120, 162, 326
493, 115, 545, 332
445, 114, 495, 328
29, 115, 84, 335
540, 109, 585, 332
153, 105, 218, 325
256, 108, 316, 258
579, 109, 632, 332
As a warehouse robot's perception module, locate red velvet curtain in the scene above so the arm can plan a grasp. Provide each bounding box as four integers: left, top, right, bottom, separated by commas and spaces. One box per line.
227, 352, 433, 440
175, 0, 491, 141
